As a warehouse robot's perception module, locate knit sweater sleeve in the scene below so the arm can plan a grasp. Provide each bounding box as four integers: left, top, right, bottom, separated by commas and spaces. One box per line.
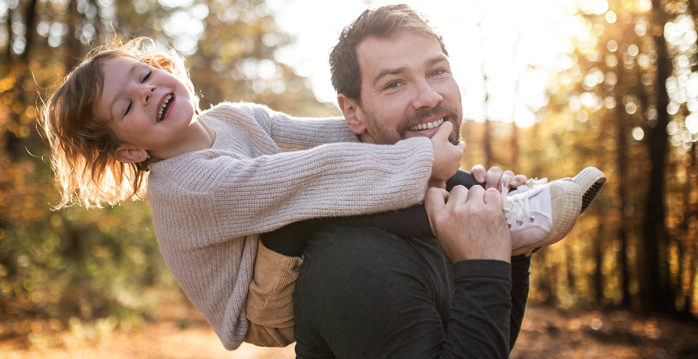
208, 141, 428, 241
149, 104, 435, 245
233, 102, 359, 151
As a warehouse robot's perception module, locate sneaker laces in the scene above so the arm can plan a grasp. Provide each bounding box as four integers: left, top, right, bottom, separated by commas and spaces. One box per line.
501, 178, 548, 227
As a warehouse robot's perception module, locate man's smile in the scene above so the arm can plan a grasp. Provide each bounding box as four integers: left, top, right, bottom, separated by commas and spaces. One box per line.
408, 118, 444, 131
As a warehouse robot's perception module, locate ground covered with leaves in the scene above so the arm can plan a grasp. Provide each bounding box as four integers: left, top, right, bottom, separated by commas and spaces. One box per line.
2, 303, 697, 358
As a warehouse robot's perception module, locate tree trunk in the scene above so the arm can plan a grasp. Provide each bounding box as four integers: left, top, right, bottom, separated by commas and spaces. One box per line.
65, 0, 82, 72
5, 0, 39, 160
641, 0, 675, 314
594, 222, 604, 307
681, 142, 697, 317
615, 87, 633, 309
3, 4, 11, 63
21, 0, 38, 61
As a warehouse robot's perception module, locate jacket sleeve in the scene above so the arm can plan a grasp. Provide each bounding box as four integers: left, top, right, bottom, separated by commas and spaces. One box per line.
439, 260, 512, 359
509, 255, 531, 349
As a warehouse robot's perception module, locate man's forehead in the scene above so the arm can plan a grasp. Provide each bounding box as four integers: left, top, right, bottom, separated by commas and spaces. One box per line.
359, 31, 445, 59
356, 32, 448, 80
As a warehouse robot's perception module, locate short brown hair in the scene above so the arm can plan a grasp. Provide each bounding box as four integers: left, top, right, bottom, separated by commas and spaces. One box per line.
329, 4, 448, 104
40, 37, 197, 209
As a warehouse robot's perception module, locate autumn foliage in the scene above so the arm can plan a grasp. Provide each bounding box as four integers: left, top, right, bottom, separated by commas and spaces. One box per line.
0, 0, 697, 353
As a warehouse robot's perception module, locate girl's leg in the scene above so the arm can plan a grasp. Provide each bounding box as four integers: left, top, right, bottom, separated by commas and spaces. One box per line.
245, 241, 301, 347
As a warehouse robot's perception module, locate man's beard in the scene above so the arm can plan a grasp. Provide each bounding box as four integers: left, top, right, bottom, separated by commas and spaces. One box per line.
398, 103, 462, 145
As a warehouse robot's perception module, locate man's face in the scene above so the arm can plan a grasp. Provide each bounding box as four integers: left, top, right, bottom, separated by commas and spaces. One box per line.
339, 30, 462, 145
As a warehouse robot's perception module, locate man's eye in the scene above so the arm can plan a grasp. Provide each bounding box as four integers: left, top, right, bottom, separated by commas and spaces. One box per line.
124, 101, 132, 116
431, 69, 446, 76
385, 81, 402, 89
141, 71, 152, 83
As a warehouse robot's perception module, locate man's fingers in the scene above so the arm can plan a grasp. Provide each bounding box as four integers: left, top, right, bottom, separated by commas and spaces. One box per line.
424, 187, 448, 213
471, 164, 486, 183
484, 187, 502, 206
499, 170, 515, 190
465, 184, 485, 203
424, 187, 449, 236
510, 174, 527, 188
485, 167, 503, 190
473, 166, 528, 192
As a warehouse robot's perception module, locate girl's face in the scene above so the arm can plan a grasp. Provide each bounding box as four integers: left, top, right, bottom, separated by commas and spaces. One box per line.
95, 56, 206, 162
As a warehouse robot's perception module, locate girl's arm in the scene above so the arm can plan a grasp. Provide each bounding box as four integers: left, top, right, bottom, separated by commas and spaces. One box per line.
234, 102, 360, 151
149, 135, 435, 244
262, 169, 483, 256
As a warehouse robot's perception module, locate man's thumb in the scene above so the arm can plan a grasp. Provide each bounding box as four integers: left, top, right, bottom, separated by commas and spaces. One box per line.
424, 187, 448, 214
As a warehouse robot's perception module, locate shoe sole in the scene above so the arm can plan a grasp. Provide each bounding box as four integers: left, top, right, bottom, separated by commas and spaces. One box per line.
572, 167, 607, 214
512, 180, 582, 256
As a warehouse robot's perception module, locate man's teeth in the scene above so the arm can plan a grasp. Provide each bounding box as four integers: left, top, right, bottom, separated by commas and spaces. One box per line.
158, 94, 173, 121
409, 118, 444, 131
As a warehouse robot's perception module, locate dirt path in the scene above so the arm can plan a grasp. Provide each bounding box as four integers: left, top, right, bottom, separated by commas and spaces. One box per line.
2, 304, 697, 358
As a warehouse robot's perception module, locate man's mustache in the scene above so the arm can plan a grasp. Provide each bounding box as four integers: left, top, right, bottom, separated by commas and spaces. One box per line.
399, 104, 461, 143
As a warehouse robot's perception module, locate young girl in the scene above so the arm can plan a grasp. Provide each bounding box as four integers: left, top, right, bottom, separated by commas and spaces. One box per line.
41, 37, 605, 350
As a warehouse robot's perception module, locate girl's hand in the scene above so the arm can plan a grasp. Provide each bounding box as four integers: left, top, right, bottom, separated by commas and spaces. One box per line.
430, 122, 465, 188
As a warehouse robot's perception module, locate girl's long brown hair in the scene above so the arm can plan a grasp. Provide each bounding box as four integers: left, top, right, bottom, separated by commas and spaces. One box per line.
40, 37, 198, 209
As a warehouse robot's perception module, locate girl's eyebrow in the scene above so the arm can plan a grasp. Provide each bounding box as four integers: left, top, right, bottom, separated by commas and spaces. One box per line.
108, 63, 140, 119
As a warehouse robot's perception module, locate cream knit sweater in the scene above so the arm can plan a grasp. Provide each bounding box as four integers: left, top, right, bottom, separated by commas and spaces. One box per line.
146, 102, 434, 349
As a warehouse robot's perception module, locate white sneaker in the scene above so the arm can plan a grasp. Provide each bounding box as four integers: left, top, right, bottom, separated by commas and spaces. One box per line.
572, 167, 607, 214
505, 167, 606, 256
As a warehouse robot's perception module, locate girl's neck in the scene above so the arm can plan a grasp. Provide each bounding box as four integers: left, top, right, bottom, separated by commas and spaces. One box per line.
153, 115, 216, 161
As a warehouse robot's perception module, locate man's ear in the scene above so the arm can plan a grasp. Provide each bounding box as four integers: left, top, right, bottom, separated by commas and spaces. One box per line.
337, 94, 366, 135
114, 145, 149, 164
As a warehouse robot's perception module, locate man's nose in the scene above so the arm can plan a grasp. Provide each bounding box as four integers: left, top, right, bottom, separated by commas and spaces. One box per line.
412, 80, 442, 110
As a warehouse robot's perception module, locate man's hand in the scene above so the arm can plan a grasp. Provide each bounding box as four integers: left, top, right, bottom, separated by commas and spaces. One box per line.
424, 185, 512, 263
430, 122, 465, 188
470, 165, 527, 192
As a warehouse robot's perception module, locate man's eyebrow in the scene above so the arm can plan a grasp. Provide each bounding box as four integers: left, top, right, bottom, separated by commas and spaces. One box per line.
427, 54, 449, 67
371, 54, 450, 87
108, 63, 139, 119
372, 67, 407, 87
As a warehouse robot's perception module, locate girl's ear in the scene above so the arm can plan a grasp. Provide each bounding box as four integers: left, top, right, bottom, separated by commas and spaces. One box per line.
337, 94, 366, 135
114, 146, 149, 163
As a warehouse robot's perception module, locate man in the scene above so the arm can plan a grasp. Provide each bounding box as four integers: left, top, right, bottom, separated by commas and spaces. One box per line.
292, 5, 604, 358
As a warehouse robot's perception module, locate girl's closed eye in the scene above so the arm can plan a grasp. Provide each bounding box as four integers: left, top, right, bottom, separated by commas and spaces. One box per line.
124, 70, 153, 116
124, 102, 132, 117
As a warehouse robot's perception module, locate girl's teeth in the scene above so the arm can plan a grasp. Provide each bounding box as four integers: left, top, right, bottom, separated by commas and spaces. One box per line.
158, 94, 172, 121
410, 118, 444, 131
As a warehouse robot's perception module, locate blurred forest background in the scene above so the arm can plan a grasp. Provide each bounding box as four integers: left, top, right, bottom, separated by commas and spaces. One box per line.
1, 0, 698, 355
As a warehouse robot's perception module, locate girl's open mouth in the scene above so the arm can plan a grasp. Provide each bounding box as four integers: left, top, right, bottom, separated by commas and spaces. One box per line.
158, 94, 174, 122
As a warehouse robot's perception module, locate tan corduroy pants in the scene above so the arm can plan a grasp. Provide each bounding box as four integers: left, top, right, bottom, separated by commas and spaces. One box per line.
244, 241, 302, 347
